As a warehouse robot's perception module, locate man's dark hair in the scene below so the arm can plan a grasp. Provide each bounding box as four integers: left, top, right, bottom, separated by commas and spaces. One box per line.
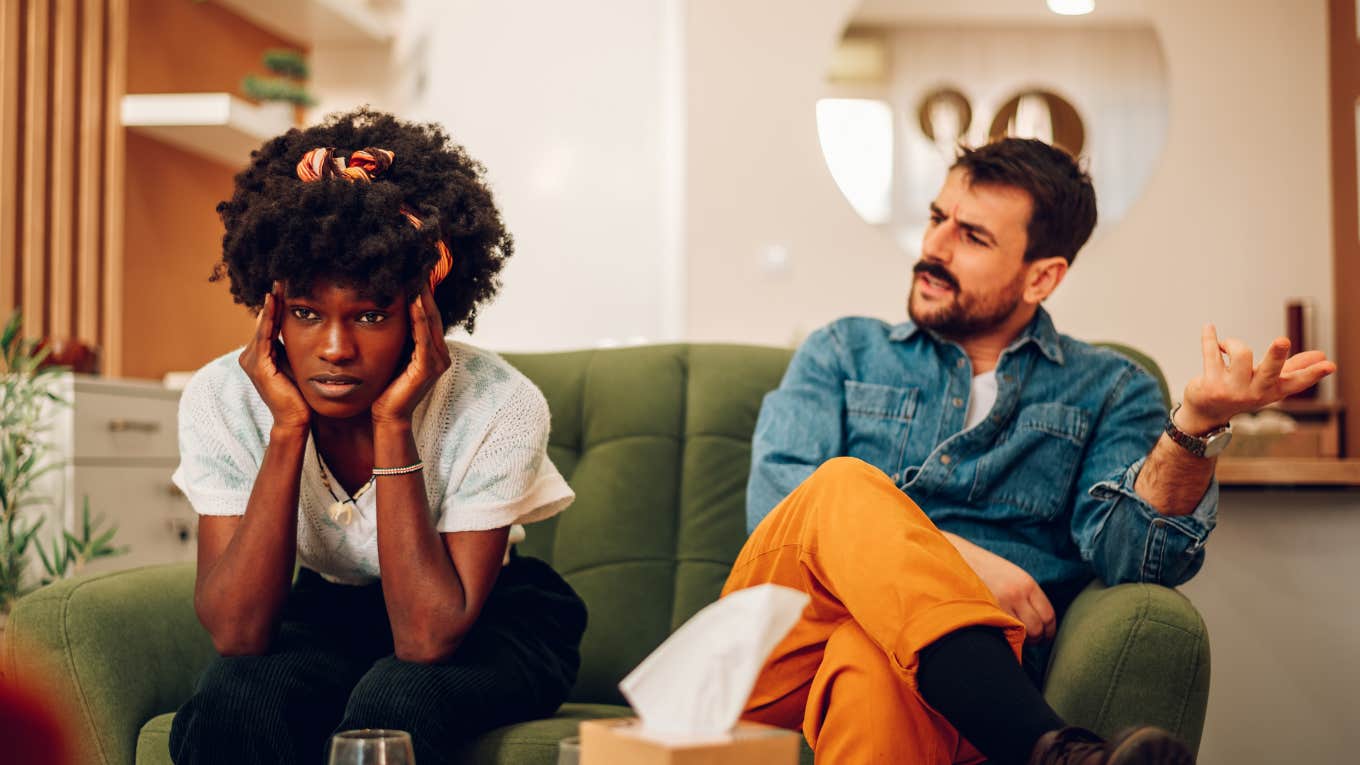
951, 137, 1096, 265
213, 107, 513, 332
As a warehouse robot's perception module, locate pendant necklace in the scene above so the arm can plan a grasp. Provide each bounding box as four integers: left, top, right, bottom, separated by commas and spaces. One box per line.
317, 452, 374, 527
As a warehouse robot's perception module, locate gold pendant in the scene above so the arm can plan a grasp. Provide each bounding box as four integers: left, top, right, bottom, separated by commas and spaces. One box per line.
328, 501, 354, 526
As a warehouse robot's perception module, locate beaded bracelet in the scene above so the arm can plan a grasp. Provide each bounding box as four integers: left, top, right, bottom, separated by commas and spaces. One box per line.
371, 462, 424, 476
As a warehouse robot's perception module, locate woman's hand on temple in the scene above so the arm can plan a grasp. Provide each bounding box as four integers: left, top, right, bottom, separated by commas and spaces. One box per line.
238, 283, 310, 431
372, 285, 452, 426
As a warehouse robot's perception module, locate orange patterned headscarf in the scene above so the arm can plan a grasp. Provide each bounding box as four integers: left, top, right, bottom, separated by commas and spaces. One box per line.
295, 147, 454, 291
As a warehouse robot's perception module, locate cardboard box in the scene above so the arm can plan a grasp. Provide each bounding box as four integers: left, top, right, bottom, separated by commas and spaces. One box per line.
580, 718, 800, 765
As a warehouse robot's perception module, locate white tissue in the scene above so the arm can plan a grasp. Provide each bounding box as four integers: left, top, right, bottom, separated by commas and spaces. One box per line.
618, 583, 810, 737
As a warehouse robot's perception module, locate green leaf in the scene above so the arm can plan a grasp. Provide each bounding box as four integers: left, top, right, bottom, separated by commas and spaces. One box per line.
0, 310, 20, 358
90, 527, 117, 551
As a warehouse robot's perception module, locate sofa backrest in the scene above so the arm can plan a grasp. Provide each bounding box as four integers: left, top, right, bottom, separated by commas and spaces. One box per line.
503, 341, 1168, 705
502, 344, 791, 705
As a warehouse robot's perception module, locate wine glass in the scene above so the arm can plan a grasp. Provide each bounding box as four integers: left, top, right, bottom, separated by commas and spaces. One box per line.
327, 729, 416, 765
557, 735, 581, 765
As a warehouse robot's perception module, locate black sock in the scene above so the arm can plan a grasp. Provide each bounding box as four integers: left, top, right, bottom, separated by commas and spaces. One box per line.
917, 626, 1067, 765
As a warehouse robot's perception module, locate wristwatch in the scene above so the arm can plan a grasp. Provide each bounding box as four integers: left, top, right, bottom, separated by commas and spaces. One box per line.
1165, 404, 1233, 458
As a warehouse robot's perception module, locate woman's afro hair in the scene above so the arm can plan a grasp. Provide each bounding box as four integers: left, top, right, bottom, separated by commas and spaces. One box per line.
213, 107, 513, 331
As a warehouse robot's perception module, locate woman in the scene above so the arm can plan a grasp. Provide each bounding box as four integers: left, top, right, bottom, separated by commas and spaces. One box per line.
168, 109, 585, 764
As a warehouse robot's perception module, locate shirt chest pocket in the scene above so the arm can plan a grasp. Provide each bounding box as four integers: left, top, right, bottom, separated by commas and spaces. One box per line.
844, 381, 918, 476
970, 402, 1090, 520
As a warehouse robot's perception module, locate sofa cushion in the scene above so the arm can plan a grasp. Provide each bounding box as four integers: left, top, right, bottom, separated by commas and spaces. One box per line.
135, 704, 635, 765
135, 713, 173, 765
502, 345, 791, 705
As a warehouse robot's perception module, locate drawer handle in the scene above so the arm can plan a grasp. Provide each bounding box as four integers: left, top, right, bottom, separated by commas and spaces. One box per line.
108, 419, 160, 434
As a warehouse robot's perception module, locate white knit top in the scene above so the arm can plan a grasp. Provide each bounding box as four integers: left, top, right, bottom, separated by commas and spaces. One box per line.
170, 339, 574, 585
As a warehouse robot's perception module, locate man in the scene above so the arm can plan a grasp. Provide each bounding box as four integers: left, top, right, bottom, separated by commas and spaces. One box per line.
723, 138, 1335, 764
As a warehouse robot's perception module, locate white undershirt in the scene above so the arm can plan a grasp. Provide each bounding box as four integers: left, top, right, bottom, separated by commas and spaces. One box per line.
964, 370, 999, 430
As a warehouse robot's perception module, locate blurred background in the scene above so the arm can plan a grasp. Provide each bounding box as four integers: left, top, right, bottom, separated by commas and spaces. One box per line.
2, 1, 1358, 762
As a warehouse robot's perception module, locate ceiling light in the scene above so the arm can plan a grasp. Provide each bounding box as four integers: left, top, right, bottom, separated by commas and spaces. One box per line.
1047, 0, 1095, 15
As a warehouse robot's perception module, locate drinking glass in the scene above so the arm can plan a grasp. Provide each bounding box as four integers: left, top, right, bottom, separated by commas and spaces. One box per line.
557, 735, 581, 765
327, 729, 416, 765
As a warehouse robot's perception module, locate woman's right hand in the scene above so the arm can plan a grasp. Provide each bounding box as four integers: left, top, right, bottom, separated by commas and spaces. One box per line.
239, 284, 310, 431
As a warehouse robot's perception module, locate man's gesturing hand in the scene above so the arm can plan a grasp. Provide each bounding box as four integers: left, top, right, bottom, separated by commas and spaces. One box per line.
1178, 324, 1337, 435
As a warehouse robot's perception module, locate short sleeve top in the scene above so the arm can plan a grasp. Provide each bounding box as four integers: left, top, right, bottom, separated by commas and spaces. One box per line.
170, 339, 574, 584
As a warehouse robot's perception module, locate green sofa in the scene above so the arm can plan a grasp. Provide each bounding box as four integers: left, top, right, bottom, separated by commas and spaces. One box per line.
2, 343, 1209, 764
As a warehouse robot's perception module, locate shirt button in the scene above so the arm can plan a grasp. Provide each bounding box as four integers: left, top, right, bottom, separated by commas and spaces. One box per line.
940, 454, 952, 465
952, 397, 963, 408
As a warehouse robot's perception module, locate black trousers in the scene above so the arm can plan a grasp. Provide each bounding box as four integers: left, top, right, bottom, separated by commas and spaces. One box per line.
168, 555, 587, 765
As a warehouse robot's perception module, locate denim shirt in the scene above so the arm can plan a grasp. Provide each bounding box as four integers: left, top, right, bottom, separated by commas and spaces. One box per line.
747, 308, 1218, 598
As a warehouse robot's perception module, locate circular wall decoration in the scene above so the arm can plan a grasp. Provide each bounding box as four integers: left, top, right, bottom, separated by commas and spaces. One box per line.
916, 87, 972, 145
987, 89, 1086, 156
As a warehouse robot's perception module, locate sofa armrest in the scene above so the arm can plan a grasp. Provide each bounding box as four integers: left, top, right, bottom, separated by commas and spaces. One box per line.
1043, 581, 1211, 755
2, 563, 212, 765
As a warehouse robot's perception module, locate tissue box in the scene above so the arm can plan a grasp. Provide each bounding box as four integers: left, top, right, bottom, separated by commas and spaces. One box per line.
580, 718, 800, 764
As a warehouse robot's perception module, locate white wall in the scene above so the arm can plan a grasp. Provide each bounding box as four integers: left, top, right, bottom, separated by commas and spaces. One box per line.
684, 0, 1334, 403
314, 0, 685, 351
867, 24, 1169, 258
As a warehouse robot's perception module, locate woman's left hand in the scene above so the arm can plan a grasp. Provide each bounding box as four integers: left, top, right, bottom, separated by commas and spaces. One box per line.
371, 285, 452, 426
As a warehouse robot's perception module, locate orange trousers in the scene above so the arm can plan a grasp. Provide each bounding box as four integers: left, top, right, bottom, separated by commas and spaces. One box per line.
722, 457, 1027, 764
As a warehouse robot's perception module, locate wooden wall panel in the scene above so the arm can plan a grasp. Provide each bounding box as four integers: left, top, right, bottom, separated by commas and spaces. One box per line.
122, 134, 253, 380
48, 0, 77, 338
0, 0, 125, 360
119, 0, 302, 380
2, 0, 299, 378
76, 0, 106, 343
19, 0, 49, 339
1330, 0, 1360, 456
127, 0, 303, 92
0, 0, 21, 318
101, 0, 126, 376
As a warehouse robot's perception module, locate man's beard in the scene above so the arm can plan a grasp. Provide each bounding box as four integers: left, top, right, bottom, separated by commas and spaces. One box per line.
907, 260, 1027, 339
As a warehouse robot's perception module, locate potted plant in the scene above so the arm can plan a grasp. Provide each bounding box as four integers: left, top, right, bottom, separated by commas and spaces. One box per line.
0, 311, 123, 620
243, 48, 315, 123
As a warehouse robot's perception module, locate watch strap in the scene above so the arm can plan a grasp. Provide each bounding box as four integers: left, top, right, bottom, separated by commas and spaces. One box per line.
1165, 404, 1230, 458
1165, 408, 1207, 457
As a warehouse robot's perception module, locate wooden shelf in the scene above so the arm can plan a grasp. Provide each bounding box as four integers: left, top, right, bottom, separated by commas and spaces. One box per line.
121, 93, 293, 168
1216, 457, 1360, 487
1270, 398, 1344, 415
213, 0, 396, 45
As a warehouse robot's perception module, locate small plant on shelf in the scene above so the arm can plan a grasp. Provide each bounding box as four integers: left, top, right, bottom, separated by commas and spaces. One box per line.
243, 48, 315, 108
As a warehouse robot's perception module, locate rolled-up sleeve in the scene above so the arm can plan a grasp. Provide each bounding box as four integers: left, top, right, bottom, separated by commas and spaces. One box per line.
746, 326, 848, 533
1069, 364, 1219, 587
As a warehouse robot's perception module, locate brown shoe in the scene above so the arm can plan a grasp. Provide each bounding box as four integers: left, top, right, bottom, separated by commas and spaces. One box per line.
1028, 726, 1194, 765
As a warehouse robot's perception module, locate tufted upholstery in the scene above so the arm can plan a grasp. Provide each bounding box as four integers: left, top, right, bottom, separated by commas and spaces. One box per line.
3, 342, 1208, 765
503, 345, 792, 704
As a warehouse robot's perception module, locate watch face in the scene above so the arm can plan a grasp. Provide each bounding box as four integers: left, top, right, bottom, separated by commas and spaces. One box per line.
1202, 429, 1233, 458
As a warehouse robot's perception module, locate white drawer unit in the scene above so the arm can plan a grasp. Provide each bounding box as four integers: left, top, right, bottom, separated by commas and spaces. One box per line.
73, 464, 198, 576
32, 374, 194, 579
71, 386, 181, 461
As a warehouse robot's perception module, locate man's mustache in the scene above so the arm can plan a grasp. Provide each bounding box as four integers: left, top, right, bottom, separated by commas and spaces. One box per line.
914, 260, 959, 290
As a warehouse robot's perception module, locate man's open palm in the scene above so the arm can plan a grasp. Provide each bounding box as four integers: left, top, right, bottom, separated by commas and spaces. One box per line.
1179, 324, 1336, 433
